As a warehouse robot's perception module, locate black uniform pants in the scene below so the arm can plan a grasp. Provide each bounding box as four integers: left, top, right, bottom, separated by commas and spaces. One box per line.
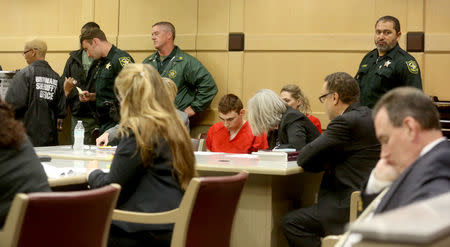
281, 205, 325, 247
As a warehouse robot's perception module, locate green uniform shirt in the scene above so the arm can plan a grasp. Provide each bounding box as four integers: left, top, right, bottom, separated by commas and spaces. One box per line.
143, 46, 218, 113
94, 45, 134, 133
355, 44, 422, 108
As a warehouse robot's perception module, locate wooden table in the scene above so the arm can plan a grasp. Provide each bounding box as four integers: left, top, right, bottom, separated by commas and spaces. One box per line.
35, 145, 114, 161
38, 147, 322, 247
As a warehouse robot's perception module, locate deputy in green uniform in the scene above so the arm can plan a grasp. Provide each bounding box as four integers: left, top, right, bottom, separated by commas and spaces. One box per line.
143, 22, 217, 117
79, 28, 134, 133
355, 15, 422, 108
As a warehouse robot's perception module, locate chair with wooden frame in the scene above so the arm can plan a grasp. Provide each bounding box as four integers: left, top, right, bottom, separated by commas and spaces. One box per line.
322, 190, 363, 247
113, 172, 248, 247
0, 184, 121, 247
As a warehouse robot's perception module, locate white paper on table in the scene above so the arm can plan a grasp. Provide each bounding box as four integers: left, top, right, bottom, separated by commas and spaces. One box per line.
41, 163, 87, 179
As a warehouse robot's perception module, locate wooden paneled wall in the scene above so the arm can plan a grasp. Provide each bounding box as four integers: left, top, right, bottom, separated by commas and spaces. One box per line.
1, 0, 449, 129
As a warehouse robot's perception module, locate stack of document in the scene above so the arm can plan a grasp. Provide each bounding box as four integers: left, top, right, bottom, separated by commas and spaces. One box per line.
252, 150, 299, 162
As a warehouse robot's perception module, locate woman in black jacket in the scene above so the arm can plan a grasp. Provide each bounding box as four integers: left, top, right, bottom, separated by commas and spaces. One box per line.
248, 89, 320, 151
87, 64, 196, 247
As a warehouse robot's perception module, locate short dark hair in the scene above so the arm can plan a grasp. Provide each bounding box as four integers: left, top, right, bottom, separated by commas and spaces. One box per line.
373, 87, 440, 130
153, 21, 176, 40
218, 94, 243, 114
324, 72, 360, 104
80, 28, 107, 45
376, 16, 401, 33
81, 22, 100, 31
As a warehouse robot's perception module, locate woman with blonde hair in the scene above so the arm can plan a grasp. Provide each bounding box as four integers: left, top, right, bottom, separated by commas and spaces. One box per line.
87, 64, 196, 247
280, 84, 322, 133
96, 77, 189, 146
248, 89, 320, 151
161, 77, 190, 131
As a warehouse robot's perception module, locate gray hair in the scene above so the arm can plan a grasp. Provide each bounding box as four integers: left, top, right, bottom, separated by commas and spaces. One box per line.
25, 39, 47, 58
248, 89, 287, 136
153, 21, 176, 40
373, 87, 440, 130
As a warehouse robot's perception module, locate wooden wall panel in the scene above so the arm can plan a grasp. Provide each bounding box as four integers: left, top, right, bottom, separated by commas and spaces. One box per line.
423, 0, 450, 100
197, 51, 229, 106
0, 0, 94, 73
117, 0, 198, 51
1, 0, 449, 129
424, 54, 450, 99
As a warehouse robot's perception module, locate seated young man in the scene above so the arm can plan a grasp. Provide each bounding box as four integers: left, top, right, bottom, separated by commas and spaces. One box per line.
206, 94, 268, 153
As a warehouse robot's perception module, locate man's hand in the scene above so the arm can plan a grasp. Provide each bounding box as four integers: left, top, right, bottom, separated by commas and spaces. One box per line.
57, 119, 64, 131
373, 158, 400, 183
63, 77, 77, 97
184, 106, 196, 117
96, 132, 110, 147
79, 91, 96, 102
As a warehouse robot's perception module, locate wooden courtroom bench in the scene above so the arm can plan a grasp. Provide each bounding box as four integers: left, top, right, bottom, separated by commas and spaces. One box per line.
432, 96, 450, 138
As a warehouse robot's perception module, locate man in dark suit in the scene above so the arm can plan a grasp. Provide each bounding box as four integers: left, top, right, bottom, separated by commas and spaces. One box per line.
281, 72, 380, 247
363, 87, 449, 214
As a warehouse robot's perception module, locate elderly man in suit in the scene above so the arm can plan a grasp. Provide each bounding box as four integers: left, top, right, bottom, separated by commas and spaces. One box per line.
363, 87, 450, 214
281, 72, 380, 247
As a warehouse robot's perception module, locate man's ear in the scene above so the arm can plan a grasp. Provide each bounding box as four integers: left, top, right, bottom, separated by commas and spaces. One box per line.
30, 49, 37, 57
92, 38, 100, 45
402, 116, 419, 141
239, 109, 245, 116
332, 92, 340, 105
396, 31, 402, 42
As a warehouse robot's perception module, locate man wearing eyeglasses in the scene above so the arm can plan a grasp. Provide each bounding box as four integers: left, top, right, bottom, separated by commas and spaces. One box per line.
5, 39, 66, 146
206, 94, 268, 153
281, 72, 380, 247
355, 16, 422, 108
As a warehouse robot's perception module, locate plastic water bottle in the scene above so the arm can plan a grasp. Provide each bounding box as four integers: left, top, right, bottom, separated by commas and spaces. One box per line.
73, 120, 85, 152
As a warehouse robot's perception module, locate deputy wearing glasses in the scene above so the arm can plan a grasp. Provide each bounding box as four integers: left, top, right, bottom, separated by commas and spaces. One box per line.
5, 39, 66, 146
281, 72, 380, 247
355, 16, 422, 108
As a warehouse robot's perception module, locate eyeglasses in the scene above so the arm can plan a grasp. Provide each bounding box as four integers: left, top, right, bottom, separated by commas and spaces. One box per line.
23, 49, 33, 55
318, 92, 334, 103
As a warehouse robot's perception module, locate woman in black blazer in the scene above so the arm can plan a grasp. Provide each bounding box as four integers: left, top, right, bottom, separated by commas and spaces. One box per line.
87, 64, 196, 247
248, 89, 320, 151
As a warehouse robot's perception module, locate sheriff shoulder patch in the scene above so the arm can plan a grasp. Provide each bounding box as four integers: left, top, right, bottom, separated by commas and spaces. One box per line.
119, 57, 132, 67
405, 60, 419, 74
168, 69, 177, 79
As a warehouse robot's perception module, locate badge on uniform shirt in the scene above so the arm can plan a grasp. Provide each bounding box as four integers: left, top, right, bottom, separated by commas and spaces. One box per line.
168, 69, 177, 79
105, 63, 111, 70
406, 60, 419, 74
384, 60, 391, 67
119, 57, 132, 67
